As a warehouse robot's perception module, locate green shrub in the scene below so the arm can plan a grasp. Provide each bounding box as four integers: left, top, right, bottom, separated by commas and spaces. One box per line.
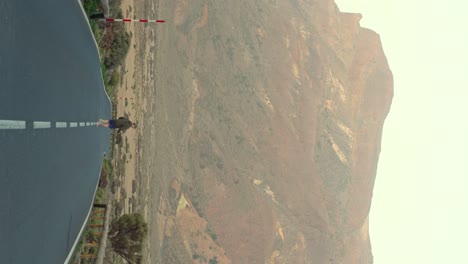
109, 213, 148, 264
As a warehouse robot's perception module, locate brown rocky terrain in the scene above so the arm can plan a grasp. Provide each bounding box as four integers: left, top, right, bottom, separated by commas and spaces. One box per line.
124, 0, 393, 263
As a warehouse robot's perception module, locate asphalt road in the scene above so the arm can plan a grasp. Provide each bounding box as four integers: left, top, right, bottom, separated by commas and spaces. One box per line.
0, 1, 111, 263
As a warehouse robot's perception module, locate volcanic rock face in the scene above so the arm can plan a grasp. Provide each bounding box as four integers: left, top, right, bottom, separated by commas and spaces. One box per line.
150, 0, 393, 263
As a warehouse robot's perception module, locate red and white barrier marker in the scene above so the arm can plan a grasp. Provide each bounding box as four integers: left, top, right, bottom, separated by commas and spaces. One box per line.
102, 18, 165, 23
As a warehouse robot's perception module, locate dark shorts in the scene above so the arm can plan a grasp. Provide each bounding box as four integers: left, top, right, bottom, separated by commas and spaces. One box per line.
109, 120, 116, 128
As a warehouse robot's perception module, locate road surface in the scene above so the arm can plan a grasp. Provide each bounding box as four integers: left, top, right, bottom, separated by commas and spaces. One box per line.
0, 1, 111, 263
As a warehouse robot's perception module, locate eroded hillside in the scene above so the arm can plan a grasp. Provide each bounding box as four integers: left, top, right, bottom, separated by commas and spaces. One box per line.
138, 0, 393, 263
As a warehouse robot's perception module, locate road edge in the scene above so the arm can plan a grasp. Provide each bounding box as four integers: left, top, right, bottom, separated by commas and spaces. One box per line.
64, 1, 113, 264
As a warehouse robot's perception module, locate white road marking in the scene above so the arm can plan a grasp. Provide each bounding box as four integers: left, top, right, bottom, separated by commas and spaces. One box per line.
33, 121, 51, 129
56, 122, 68, 128
0, 120, 26, 129
0, 119, 101, 130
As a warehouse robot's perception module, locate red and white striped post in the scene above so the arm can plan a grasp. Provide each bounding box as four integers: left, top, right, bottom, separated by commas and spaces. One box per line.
101, 18, 165, 23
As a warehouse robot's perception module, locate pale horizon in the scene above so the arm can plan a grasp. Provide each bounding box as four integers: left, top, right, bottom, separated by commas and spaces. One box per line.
335, 0, 468, 263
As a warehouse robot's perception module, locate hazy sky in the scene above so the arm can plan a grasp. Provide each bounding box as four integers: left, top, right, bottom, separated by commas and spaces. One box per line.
335, 0, 468, 263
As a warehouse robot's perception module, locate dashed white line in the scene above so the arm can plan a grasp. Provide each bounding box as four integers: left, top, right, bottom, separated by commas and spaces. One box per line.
0, 120, 26, 129
56, 122, 68, 128
0, 119, 100, 130
33, 121, 51, 129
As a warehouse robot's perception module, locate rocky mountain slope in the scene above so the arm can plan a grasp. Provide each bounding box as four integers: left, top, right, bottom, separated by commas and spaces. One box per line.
140, 0, 393, 263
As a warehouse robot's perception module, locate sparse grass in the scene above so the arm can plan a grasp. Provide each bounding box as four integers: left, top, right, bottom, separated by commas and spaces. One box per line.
132, 179, 137, 193
108, 70, 120, 87
120, 188, 127, 200
209, 233, 217, 241
95, 187, 106, 204
82, 0, 101, 18
125, 137, 130, 153
209, 257, 219, 264
82, 0, 131, 103
103, 161, 112, 174
76, 1, 142, 262
102, 20, 131, 70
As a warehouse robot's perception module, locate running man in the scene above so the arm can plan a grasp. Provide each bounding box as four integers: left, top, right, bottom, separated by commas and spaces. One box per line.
97, 117, 136, 133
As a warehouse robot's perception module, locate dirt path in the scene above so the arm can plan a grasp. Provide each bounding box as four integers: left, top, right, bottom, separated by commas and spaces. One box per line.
108, 0, 162, 262
112, 0, 154, 216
